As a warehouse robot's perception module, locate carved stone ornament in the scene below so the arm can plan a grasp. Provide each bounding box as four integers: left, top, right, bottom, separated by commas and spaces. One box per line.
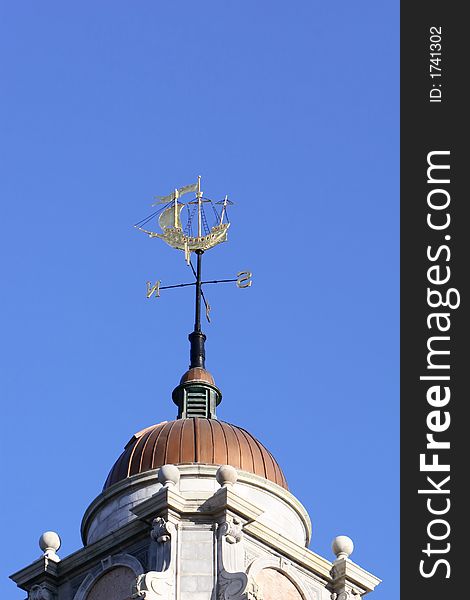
148, 517, 177, 574
133, 571, 174, 600
151, 517, 176, 544
29, 585, 52, 600
217, 517, 261, 599
217, 569, 247, 600
330, 593, 348, 600
330, 590, 361, 600
245, 577, 263, 600
218, 517, 243, 544
217, 571, 263, 600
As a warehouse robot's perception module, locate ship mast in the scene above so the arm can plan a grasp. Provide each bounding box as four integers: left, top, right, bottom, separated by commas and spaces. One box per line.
196, 175, 202, 237
174, 189, 179, 228
220, 195, 228, 225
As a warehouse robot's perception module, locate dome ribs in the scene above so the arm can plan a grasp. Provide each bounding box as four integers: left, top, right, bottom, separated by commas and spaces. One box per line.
180, 418, 196, 463
221, 421, 241, 469
250, 432, 276, 484
193, 417, 200, 463
103, 450, 125, 489
141, 422, 165, 473
210, 419, 228, 465
114, 443, 135, 483
229, 423, 251, 472
103, 419, 288, 490
268, 448, 287, 488
238, 426, 265, 480
152, 421, 173, 467
165, 419, 184, 464
263, 446, 278, 484
129, 427, 154, 477
197, 417, 214, 463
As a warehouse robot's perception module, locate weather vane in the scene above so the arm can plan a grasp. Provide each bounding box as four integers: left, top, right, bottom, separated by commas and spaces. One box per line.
134, 175, 252, 369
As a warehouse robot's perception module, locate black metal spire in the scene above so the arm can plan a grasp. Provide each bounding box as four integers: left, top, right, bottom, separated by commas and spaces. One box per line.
173, 248, 222, 419
188, 250, 206, 369
135, 177, 250, 419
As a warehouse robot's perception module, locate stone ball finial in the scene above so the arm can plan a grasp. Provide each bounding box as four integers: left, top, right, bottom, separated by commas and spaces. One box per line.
39, 531, 61, 553
332, 535, 354, 560
216, 464, 238, 487
39, 531, 61, 562
158, 464, 180, 487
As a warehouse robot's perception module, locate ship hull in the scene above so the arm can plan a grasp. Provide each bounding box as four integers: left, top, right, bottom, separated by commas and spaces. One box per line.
153, 223, 230, 252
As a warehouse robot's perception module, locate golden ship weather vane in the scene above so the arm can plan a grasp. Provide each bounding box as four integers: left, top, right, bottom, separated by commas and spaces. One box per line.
134, 175, 252, 370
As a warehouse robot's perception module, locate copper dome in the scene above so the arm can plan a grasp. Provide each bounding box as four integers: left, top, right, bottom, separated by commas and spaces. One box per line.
104, 418, 287, 490
179, 367, 215, 385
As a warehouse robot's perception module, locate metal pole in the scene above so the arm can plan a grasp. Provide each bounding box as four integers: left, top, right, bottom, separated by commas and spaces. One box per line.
195, 250, 203, 332
188, 249, 206, 369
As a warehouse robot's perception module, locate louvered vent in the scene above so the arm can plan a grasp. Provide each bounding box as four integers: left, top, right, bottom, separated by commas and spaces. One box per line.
173, 371, 221, 419
185, 387, 209, 418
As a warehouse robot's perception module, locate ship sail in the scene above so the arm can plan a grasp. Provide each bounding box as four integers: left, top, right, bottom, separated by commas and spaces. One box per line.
152, 182, 198, 206
177, 182, 198, 197
159, 202, 185, 230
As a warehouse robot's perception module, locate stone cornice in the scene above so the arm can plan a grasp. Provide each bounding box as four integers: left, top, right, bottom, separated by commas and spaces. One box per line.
12, 474, 380, 597
330, 557, 382, 595
11, 520, 148, 592
130, 484, 264, 524
244, 520, 333, 580
10, 557, 59, 589
243, 524, 380, 594
81, 464, 312, 546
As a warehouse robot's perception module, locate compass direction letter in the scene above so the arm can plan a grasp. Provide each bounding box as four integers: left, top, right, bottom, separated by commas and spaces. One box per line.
236, 271, 252, 289
146, 280, 161, 298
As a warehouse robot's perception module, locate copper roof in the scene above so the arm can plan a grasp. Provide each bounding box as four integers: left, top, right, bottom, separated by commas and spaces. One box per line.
104, 418, 287, 490
179, 367, 215, 385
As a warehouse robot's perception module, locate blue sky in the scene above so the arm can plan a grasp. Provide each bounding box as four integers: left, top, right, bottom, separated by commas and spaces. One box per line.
0, 2, 398, 598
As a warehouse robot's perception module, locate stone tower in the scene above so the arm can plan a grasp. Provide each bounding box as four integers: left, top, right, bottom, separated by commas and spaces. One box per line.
11, 183, 381, 599
10, 362, 380, 600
